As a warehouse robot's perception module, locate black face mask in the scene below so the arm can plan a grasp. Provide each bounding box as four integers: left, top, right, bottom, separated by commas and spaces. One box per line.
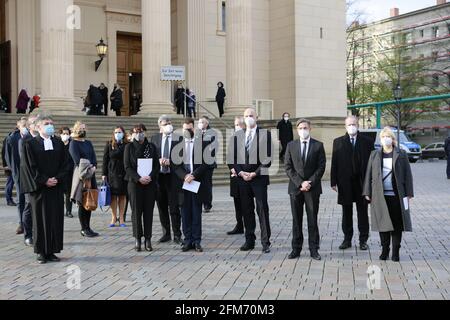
78, 131, 86, 138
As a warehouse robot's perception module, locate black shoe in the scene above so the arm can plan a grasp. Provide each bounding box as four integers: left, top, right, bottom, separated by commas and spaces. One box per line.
46, 254, 60, 262
66, 212, 73, 218
145, 239, 153, 252
16, 226, 24, 235
37, 254, 47, 264
81, 229, 96, 238
87, 228, 99, 237
310, 251, 322, 260
240, 242, 255, 252
135, 238, 142, 252
173, 236, 182, 245
7, 201, 17, 207
182, 243, 193, 252
204, 206, 212, 213
194, 244, 203, 253
360, 242, 369, 251
392, 246, 401, 262
339, 241, 352, 250
288, 250, 301, 259
379, 247, 390, 261
158, 235, 171, 243
24, 238, 33, 247
262, 245, 271, 254
227, 226, 244, 235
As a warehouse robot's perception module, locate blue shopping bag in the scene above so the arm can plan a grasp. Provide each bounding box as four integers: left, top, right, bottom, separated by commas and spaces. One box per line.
98, 181, 111, 210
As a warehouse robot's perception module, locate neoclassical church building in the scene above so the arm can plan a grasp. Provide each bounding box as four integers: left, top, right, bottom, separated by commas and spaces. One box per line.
0, 0, 347, 118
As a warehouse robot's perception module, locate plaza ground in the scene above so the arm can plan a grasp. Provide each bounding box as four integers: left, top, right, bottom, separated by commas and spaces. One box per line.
0, 160, 449, 300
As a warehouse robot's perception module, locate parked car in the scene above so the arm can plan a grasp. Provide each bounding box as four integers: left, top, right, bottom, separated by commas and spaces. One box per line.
421, 142, 447, 160
359, 129, 422, 163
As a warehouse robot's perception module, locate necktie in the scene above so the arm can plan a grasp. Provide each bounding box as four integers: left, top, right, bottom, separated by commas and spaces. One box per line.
245, 133, 252, 152
162, 136, 170, 173
351, 137, 355, 149
302, 141, 307, 163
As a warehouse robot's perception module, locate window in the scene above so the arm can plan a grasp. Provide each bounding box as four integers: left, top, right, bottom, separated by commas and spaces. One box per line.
432, 26, 439, 38
425, 144, 436, 150
405, 32, 412, 43
217, 1, 226, 34
222, 1, 226, 32
419, 29, 424, 38
437, 143, 444, 148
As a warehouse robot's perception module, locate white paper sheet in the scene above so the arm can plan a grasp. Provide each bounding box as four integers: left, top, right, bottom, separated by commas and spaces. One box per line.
403, 197, 409, 211
183, 181, 201, 194
137, 159, 153, 177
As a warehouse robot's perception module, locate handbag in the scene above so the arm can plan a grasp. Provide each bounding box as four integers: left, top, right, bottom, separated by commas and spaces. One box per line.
98, 181, 112, 211
82, 180, 99, 212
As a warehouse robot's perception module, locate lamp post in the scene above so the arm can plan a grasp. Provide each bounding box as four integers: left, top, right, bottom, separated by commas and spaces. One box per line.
393, 83, 403, 145
95, 38, 108, 72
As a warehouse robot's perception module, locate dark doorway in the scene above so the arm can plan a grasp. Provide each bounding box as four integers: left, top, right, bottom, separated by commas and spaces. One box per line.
129, 73, 142, 116
0, 41, 12, 113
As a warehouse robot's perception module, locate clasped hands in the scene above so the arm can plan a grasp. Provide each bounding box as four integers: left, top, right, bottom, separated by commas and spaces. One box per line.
139, 176, 152, 185
300, 181, 312, 192
159, 158, 170, 167
46, 177, 58, 188
184, 174, 195, 184
239, 171, 257, 182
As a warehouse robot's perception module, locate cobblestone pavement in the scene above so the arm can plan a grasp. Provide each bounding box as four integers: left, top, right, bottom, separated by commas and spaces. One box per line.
0, 161, 449, 300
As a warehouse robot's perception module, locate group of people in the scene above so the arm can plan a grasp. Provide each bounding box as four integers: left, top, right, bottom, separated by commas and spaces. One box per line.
3, 109, 415, 265
9, 89, 41, 114
82, 83, 124, 116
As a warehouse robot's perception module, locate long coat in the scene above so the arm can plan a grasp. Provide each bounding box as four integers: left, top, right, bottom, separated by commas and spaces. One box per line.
331, 133, 374, 205
276, 120, 294, 145
110, 88, 124, 111
363, 149, 414, 232
102, 141, 127, 195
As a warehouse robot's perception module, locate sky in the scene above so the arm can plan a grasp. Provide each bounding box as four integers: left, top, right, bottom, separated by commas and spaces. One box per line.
348, 0, 439, 23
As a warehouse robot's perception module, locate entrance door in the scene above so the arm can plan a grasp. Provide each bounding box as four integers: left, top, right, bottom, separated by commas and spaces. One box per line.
0, 41, 11, 113
117, 33, 142, 116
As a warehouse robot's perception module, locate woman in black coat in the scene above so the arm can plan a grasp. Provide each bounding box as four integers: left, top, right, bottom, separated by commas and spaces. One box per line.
110, 84, 124, 117
276, 113, 294, 160
58, 127, 74, 218
102, 126, 128, 228
124, 124, 160, 252
215, 82, 226, 118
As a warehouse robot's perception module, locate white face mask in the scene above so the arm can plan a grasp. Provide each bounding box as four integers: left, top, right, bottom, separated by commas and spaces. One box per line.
245, 117, 256, 128
298, 129, 310, 140
347, 125, 358, 136
284, 117, 289, 122
61, 134, 70, 143
381, 137, 393, 147
235, 126, 242, 132
163, 125, 173, 135
198, 123, 205, 131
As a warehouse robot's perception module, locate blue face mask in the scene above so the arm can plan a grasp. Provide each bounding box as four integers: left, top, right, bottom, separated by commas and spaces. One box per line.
115, 132, 124, 142
44, 124, 55, 137
20, 127, 29, 136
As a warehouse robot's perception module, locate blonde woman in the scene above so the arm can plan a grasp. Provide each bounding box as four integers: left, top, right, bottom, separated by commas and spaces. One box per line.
363, 127, 414, 262
69, 121, 99, 238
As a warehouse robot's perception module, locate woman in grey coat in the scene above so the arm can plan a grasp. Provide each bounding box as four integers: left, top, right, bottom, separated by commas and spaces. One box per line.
363, 127, 414, 262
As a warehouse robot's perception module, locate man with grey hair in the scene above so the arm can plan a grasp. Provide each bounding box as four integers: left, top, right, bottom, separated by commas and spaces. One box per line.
150, 115, 183, 244
20, 115, 72, 263
331, 115, 374, 251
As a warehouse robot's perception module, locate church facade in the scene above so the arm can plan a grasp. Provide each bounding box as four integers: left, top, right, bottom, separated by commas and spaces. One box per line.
0, 0, 347, 119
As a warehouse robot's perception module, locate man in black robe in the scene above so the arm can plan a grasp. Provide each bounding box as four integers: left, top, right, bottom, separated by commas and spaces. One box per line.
20, 115, 71, 264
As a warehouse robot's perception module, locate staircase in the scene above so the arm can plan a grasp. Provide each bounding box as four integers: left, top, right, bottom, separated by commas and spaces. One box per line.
0, 113, 289, 198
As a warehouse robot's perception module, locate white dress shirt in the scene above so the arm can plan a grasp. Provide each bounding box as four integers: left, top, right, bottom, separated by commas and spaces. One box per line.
300, 137, 311, 161
245, 126, 257, 149
185, 138, 195, 174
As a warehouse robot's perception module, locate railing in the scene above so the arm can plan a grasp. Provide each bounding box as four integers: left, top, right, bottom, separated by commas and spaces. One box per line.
183, 92, 233, 129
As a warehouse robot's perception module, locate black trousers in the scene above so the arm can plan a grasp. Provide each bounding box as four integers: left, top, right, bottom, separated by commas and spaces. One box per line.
156, 174, 181, 239
380, 195, 404, 249
217, 101, 224, 117
181, 190, 202, 246
290, 191, 320, 252
233, 195, 244, 231
239, 183, 271, 246
341, 178, 369, 243
128, 182, 156, 239
279, 142, 289, 160
447, 155, 450, 178
78, 206, 92, 231
22, 194, 33, 240
202, 168, 214, 210
64, 190, 72, 214
5, 175, 14, 203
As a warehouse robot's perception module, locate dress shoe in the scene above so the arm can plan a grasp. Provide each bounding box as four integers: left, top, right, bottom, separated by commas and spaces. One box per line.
37, 254, 47, 264
288, 250, 301, 259
81, 230, 95, 238
240, 242, 255, 252
24, 238, 33, 247
145, 239, 153, 252
360, 242, 369, 251
173, 236, 182, 245
46, 254, 60, 262
16, 225, 24, 235
194, 244, 203, 253
262, 245, 271, 254
310, 251, 322, 260
227, 226, 244, 235
182, 243, 193, 252
135, 238, 142, 252
87, 228, 99, 237
339, 241, 352, 250
7, 201, 17, 207
204, 206, 212, 213
66, 212, 73, 218
158, 235, 171, 243
379, 247, 390, 261
391, 245, 401, 262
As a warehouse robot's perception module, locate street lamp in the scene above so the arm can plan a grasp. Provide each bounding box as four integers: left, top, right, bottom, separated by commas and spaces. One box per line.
95, 38, 108, 72
393, 83, 403, 145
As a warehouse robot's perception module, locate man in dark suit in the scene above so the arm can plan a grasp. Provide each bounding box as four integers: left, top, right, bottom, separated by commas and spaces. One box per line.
331, 116, 374, 251
228, 108, 273, 253
445, 135, 450, 179
197, 116, 218, 213
172, 118, 211, 252
151, 115, 182, 244
2, 135, 16, 206
285, 119, 326, 260
226, 117, 246, 235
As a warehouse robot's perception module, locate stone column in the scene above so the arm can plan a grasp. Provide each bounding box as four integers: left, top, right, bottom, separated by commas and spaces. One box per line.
39, 0, 77, 115
16, 0, 36, 99
139, 0, 173, 116
226, 0, 253, 116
